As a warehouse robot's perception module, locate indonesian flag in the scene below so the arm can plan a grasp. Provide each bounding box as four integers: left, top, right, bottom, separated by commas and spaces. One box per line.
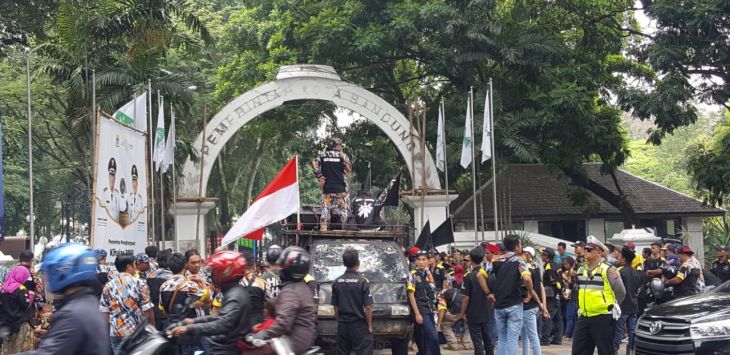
221, 156, 300, 244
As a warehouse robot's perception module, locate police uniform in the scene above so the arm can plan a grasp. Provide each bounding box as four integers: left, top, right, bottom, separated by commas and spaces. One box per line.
102, 158, 124, 221
572, 262, 620, 355
331, 269, 374, 355
312, 142, 352, 230
408, 268, 441, 355
127, 165, 144, 221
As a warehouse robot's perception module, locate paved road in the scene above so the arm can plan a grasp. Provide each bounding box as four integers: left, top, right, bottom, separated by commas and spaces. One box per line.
398, 340, 630, 354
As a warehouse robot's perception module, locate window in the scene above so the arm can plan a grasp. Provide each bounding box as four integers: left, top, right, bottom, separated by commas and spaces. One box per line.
604, 220, 624, 241
538, 220, 586, 242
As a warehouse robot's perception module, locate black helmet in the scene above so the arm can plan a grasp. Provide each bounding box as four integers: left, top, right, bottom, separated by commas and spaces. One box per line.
277, 246, 311, 282
266, 244, 283, 264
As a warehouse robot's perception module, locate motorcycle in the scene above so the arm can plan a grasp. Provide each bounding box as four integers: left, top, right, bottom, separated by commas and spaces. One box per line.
244, 335, 322, 355
119, 297, 197, 355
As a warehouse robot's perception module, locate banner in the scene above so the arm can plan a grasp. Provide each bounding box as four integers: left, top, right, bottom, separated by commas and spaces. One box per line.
92, 114, 148, 258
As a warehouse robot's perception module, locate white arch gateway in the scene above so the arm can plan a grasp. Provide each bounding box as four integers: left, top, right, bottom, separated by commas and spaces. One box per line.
175, 65, 454, 253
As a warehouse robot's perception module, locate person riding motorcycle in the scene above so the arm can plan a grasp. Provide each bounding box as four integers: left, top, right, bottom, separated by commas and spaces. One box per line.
170, 251, 251, 355
16, 243, 110, 355
243, 246, 317, 355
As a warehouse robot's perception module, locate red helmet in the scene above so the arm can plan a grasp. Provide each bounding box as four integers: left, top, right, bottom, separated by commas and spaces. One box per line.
205, 251, 247, 286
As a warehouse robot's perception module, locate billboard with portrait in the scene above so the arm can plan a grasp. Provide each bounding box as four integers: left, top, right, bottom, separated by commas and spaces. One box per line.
91, 113, 148, 258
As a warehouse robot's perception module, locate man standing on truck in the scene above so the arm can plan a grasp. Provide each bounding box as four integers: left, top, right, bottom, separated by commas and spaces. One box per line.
332, 249, 374, 355
312, 138, 352, 231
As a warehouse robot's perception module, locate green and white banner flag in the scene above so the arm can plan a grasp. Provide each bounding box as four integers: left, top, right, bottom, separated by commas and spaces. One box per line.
153, 96, 166, 171
160, 109, 175, 174
113, 92, 148, 132
460, 96, 473, 169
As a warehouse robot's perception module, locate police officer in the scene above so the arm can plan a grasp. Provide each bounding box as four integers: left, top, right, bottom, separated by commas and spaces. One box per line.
710, 245, 730, 283
572, 237, 626, 355
127, 165, 144, 221
664, 246, 701, 299
101, 157, 123, 221
408, 251, 441, 355
332, 249, 374, 355
312, 138, 352, 231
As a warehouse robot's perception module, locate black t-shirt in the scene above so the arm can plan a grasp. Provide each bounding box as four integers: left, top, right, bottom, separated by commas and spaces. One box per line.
618, 265, 642, 314
410, 269, 437, 315
493, 253, 528, 309
644, 256, 666, 275
439, 287, 464, 315
318, 151, 350, 194
524, 262, 542, 310
711, 260, 730, 283
542, 261, 562, 299
460, 266, 490, 323
674, 263, 700, 297
432, 264, 448, 291
332, 270, 373, 322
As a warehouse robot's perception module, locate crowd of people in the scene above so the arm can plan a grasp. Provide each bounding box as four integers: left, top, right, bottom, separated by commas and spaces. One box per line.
0, 235, 727, 355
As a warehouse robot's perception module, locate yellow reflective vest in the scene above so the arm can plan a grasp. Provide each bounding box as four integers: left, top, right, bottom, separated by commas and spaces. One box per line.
577, 262, 615, 317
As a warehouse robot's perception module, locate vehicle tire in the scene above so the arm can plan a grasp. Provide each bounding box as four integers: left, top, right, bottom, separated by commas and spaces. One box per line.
391, 330, 412, 355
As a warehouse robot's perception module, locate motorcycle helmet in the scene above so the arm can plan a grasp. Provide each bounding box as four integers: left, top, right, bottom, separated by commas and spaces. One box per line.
42, 243, 98, 293
206, 251, 247, 287
662, 265, 678, 280
649, 278, 664, 299
95, 248, 107, 260
266, 244, 283, 264
277, 246, 311, 282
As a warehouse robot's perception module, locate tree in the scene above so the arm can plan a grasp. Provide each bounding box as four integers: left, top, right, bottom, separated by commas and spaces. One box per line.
686, 111, 730, 206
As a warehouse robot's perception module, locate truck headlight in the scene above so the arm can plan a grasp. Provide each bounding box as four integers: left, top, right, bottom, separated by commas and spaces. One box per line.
690, 319, 730, 340
318, 305, 335, 317
391, 305, 410, 316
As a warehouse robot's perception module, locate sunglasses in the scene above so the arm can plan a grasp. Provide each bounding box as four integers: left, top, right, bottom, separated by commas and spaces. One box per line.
584, 247, 596, 252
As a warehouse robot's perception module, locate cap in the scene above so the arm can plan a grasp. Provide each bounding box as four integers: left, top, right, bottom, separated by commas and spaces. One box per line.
678, 246, 694, 255
626, 242, 636, 250
485, 243, 501, 255
571, 241, 586, 248
135, 253, 152, 263
586, 236, 609, 253
715, 245, 728, 252
661, 243, 678, 253
108, 157, 117, 175
131, 165, 138, 180
523, 247, 536, 257
19, 250, 34, 261
406, 246, 421, 256
541, 247, 556, 258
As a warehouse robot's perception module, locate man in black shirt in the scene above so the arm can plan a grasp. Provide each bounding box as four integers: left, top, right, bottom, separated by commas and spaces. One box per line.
665, 247, 700, 299
332, 249, 374, 355
710, 245, 730, 283
614, 246, 642, 355
459, 247, 494, 355
408, 251, 441, 355
430, 254, 448, 291
312, 138, 352, 231
540, 247, 563, 346
437, 285, 473, 350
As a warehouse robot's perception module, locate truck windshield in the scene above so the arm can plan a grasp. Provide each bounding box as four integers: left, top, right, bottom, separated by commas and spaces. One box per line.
311, 243, 408, 283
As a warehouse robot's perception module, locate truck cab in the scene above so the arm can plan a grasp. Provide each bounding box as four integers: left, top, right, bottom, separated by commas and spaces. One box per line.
283, 230, 412, 354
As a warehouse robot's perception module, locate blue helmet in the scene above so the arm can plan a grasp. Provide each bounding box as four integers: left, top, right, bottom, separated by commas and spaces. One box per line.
42, 243, 98, 293
95, 249, 107, 260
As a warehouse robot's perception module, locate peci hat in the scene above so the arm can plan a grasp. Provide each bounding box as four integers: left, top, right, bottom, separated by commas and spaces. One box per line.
621, 246, 636, 263
108, 157, 117, 175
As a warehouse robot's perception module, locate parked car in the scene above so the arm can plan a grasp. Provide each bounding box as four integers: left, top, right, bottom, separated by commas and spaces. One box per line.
635, 281, 730, 354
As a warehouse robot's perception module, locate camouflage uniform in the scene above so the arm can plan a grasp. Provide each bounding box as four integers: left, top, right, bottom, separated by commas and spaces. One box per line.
312, 146, 352, 230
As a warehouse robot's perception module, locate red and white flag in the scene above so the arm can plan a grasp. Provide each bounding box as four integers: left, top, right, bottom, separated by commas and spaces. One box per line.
221, 156, 300, 244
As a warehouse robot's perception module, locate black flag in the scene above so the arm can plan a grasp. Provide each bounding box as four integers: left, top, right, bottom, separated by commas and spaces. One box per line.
414, 220, 432, 250
431, 218, 454, 247
382, 172, 401, 207
360, 162, 372, 196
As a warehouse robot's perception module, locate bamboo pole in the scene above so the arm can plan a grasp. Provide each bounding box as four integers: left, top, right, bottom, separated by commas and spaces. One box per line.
489, 79, 500, 240
470, 87, 478, 244
195, 105, 208, 254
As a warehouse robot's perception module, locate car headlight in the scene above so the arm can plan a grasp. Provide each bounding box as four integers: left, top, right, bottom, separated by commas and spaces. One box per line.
690, 319, 730, 340
318, 305, 335, 317
391, 305, 410, 316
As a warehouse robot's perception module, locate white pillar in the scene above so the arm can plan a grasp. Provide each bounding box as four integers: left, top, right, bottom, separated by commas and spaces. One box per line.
172, 200, 217, 256
588, 218, 605, 241
401, 194, 458, 235
682, 216, 705, 264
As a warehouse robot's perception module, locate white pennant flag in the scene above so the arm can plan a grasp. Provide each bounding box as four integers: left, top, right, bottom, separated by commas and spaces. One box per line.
481, 90, 492, 163
152, 96, 166, 171
160, 108, 176, 174
459, 96, 473, 169
436, 103, 446, 172
113, 91, 148, 132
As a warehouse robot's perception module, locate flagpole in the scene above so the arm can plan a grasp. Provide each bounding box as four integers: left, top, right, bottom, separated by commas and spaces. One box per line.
489, 79, 500, 241
25, 48, 35, 250
441, 99, 450, 220
148, 80, 156, 246
171, 111, 178, 252
159, 94, 166, 250
91, 69, 96, 151
295, 155, 301, 231
469, 87, 478, 244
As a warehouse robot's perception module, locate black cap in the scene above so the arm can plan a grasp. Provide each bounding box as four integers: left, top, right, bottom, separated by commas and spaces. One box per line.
19, 250, 34, 261
541, 247, 556, 258
715, 245, 728, 252
131, 165, 138, 180
108, 157, 117, 175
571, 241, 586, 248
